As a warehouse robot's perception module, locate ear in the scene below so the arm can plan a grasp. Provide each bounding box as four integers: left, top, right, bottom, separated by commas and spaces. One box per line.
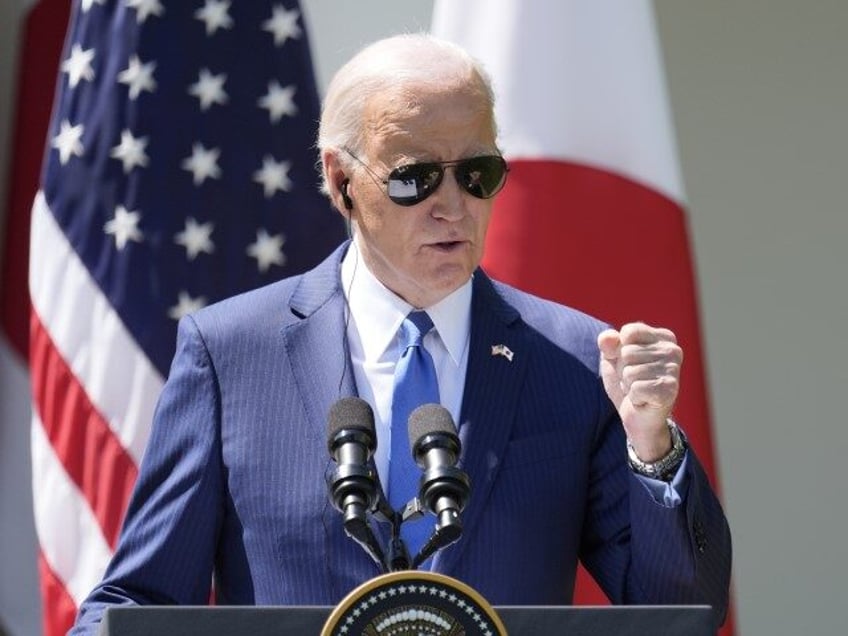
322, 149, 352, 218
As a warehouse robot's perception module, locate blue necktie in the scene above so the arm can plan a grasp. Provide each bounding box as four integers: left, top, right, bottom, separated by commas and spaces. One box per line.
389, 311, 439, 560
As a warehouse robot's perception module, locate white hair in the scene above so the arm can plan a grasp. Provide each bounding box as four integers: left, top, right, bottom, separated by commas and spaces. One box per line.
317, 33, 496, 195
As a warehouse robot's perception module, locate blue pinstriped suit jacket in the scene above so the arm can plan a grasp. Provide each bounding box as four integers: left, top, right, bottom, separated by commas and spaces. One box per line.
72, 242, 731, 633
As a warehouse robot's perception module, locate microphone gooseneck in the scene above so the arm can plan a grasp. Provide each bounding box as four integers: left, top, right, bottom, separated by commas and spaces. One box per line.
407, 404, 471, 568
326, 397, 386, 569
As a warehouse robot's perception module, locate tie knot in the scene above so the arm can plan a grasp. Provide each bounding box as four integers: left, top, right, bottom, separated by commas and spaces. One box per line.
400, 311, 434, 348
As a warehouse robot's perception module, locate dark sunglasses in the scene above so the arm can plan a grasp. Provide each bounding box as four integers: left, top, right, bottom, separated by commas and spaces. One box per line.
344, 149, 508, 207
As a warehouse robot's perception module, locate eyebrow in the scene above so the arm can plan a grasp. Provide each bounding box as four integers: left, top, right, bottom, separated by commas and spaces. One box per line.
388, 147, 501, 166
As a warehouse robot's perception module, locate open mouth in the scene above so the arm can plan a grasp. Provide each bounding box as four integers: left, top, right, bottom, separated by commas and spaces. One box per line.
429, 240, 465, 251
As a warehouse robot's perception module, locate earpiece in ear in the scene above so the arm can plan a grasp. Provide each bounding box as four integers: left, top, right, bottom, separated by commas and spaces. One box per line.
340, 179, 353, 211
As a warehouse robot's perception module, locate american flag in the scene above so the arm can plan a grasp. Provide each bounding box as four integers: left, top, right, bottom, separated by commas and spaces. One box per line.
28, 1, 344, 633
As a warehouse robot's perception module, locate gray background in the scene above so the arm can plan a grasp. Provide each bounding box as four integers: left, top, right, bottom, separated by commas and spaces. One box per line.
1, 1, 846, 634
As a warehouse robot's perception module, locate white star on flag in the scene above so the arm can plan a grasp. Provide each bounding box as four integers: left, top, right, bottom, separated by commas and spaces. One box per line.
104, 205, 144, 250
62, 44, 96, 88
51, 119, 85, 165
188, 68, 228, 111
253, 155, 292, 198
262, 5, 301, 46
168, 291, 207, 320
195, 0, 233, 36
110, 129, 150, 173
174, 217, 215, 260
117, 55, 157, 100
126, 0, 164, 24
247, 228, 286, 272
181, 143, 222, 185
258, 81, 297, 123
81, 0, 105, 12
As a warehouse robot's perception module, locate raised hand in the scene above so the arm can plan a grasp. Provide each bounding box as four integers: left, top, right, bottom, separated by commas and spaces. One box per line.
598, 322, 683, 462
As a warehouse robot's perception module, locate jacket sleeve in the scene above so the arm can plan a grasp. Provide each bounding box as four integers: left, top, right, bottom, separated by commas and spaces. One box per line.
580, 398, 732, 629
70, 316, 224, 635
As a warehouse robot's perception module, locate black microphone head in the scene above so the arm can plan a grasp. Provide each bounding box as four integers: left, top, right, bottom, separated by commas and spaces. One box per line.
327, 397, 376, 453
408, 403, 458, 453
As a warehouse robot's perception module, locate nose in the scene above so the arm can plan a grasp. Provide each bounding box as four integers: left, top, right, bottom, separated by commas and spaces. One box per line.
428, 167, 467, 221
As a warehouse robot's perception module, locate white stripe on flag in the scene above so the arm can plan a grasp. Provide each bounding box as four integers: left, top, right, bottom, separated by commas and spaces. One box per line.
31, 416, 113, 607
29, 191, 163, 464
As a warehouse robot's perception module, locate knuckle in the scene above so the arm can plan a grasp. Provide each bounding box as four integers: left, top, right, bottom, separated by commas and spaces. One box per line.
658, 327, 678, 343
658, 340, 683, 362
655, 375, 679, 397
659, 374, 678, 389
665, 361, 681, 377
620, 322, 643, 342
619, 344, 641, 365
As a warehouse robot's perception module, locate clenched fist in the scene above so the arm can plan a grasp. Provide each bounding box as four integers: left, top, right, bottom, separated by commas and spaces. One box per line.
597, 322, 683, 462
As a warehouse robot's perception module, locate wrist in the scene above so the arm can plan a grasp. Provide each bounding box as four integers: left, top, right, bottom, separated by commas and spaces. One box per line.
627, 419, 687, 482
627, 423, 672, 463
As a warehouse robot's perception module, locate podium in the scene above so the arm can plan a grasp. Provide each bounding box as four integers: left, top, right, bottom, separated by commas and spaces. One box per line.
98, 605, 717, 635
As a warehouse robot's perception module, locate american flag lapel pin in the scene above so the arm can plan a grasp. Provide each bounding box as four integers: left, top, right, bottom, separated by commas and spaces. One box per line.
491, 344, 514, 362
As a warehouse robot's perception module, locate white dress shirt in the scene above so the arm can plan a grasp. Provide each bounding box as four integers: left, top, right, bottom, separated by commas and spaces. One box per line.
340, 239, 472, 488
340, 239, 687, 506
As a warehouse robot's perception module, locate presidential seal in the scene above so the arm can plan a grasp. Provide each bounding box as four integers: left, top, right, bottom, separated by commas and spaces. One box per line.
321, 571, 507, 636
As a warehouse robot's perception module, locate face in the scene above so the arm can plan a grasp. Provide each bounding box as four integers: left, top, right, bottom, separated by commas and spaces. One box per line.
340, 80, 497, 309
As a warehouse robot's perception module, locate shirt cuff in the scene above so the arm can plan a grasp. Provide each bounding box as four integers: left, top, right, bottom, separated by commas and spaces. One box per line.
632, 451, 690, 507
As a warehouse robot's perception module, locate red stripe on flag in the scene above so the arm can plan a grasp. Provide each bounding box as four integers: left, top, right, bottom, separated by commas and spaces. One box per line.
30, 310, 138, 548
484, 159, 719, 477
0, 0, 71, 359
38, 550, 77, 636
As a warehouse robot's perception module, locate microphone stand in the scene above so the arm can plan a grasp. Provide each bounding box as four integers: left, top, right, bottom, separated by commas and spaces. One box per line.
342, 512, 386, 571
373, 488, 411, 571
411, 496, 463, 569
339, 480, 464, 572
331, 461, 386, 571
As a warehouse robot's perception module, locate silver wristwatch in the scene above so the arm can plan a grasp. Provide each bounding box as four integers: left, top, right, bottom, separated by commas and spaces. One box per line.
627, 419, 687, 482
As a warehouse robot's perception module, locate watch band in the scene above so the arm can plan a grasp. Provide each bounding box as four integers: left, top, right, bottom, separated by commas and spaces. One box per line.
627, 419, 687, 482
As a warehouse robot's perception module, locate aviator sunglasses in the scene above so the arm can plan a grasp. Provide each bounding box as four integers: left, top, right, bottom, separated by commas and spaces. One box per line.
343, 148, 509, 207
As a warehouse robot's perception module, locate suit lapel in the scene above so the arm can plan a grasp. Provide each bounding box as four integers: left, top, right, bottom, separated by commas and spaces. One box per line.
282, 243, 389, 583
282, 243, 358, 443
433, 272, 529, 574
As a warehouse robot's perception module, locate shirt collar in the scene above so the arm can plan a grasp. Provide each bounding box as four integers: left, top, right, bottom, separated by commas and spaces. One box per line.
341, 239, 472, 365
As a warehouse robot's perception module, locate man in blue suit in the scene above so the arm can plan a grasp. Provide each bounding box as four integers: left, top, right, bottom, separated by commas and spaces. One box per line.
72, 34, 731, 633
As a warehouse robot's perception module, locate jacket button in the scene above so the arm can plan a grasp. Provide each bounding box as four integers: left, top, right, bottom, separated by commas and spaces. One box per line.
693, 518, 707, 553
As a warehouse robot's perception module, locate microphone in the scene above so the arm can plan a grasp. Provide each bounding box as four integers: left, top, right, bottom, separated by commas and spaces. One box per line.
326, 397, 386, 570
407, 404, 471, 568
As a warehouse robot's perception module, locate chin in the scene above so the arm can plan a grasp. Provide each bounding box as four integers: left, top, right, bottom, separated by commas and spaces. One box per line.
425, 265, 473, 295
